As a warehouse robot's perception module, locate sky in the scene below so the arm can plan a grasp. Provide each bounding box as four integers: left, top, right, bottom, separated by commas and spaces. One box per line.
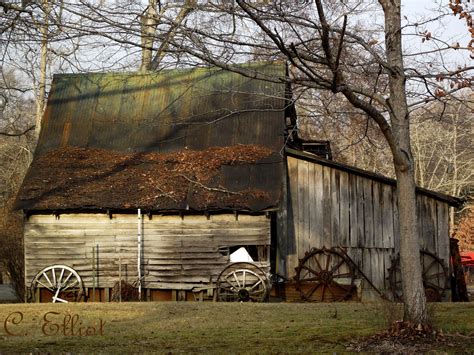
401, 0, 472, 66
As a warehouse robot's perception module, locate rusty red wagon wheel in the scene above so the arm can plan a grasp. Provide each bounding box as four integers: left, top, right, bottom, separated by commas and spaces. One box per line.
294, 247, 356, 302
388, 250, 449, 302
30, 265, 85, 303
216, 262, 270, 302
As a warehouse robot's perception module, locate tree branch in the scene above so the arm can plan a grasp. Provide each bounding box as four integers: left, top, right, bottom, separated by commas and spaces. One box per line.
0, 125, 35, 137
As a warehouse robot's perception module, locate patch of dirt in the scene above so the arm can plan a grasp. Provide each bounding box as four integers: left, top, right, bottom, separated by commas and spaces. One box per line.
16, 145, 278, 211
346, 321, 474, 353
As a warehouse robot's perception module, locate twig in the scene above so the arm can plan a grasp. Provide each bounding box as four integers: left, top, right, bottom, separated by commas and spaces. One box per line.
179, 174, 239, 194
0, 126, 35, 137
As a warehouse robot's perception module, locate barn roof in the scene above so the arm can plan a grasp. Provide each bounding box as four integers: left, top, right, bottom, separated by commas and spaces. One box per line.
16, 63, 288, 212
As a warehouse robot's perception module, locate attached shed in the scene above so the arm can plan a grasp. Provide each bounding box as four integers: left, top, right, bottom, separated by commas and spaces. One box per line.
16, 63, 460, 303
275, 149, 459, 301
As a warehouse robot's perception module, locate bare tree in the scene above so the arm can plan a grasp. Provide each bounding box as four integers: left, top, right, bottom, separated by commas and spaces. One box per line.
0, 70, 35, 300
411, 93, 473, 231
159, 0, 473, 325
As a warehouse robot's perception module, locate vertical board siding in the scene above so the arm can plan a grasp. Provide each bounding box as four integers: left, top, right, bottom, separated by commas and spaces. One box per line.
436, 202, 450, 265
339, 171, 350, 247
381, 185, 395, 249
283, 157, 451, 292
313, 164, 324, 249
349, 173, 359, 248
363, 178, 374, 248
356, 176, 366, 248
25, 213, 270, 290
322, 166, 332, 247
331, 169, 341, 247
372, 183, 383, 248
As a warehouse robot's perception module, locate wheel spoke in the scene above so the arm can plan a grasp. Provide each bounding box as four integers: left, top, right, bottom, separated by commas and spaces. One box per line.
330, 258, 345, 275
232, 272, 241, 288
327, 283, 336, 298
304, 282, 321, 299
325, 253, 332, 272
52, 287, 62, 303
63, 271, 73, 285
42, 272, 53, 288
224, 275, 239, 289
221, 282, 237, 292
422, 259, 438, 277
58, 267, 65, 285
320, 283, 327, 301
302, 276, 322, 282
249, 279, 263, 291
36, 280, 54, 292
301, 265, 320, 277
242, 270, 246, 288
62, 280, 78, 292
312, 255, 323, 272
53, 296, 68, 303
249, 288, 265, 295
51, 268, 56, 287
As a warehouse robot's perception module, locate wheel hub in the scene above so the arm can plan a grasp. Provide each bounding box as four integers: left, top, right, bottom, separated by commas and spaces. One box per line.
318, 271, 332, 284
237, 288, 251, 302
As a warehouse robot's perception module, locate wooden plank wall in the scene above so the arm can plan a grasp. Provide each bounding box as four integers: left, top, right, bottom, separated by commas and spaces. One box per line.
24, 213, 270, 291
281, 156, 451, 292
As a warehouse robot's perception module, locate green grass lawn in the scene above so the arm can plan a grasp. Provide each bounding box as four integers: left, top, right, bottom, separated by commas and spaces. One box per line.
0, 302, 473, 353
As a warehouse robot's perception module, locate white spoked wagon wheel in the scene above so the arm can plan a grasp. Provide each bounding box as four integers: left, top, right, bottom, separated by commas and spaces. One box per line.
216, 262, 270, 302
30, 265, 85, 303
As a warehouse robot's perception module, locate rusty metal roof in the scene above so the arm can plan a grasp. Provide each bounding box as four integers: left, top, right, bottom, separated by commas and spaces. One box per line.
35, 63, 287, 155
16, 63, 288, 212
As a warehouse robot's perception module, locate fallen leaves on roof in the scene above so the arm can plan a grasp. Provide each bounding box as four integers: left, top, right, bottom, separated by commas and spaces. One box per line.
17, 144, 278, 211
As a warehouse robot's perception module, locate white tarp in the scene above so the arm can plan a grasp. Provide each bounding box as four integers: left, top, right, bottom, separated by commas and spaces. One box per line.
229, 247, 254, 263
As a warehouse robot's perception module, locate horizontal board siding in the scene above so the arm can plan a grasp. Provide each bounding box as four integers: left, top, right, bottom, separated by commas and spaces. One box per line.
283, 157, 451, 292
25, 213, 270, 290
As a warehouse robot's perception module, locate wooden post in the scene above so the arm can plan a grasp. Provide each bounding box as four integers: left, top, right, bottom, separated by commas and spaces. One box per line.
119, 254, 122, 303
92, 246, 96, 302
137, 209, 142, 301
450, 238, 469, 302
35, 287, 40, 303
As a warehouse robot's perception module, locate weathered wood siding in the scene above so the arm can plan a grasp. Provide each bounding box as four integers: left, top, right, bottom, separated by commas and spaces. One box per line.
24, 213, 270, 290
280, 156, 451, 292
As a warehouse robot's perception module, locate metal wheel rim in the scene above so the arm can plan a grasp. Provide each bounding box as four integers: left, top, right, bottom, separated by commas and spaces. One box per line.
388, 250, 449, 302
294, 247, 356, 302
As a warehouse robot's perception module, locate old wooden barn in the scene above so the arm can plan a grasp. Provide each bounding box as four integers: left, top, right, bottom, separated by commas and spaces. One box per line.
15, 63, 460, 303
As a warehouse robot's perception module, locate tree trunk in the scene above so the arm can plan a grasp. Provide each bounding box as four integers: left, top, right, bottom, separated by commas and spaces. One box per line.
35, 0, 49, 136
380, 0, 428, 324
140, 0, 158, 72
396, 168, 427, 323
